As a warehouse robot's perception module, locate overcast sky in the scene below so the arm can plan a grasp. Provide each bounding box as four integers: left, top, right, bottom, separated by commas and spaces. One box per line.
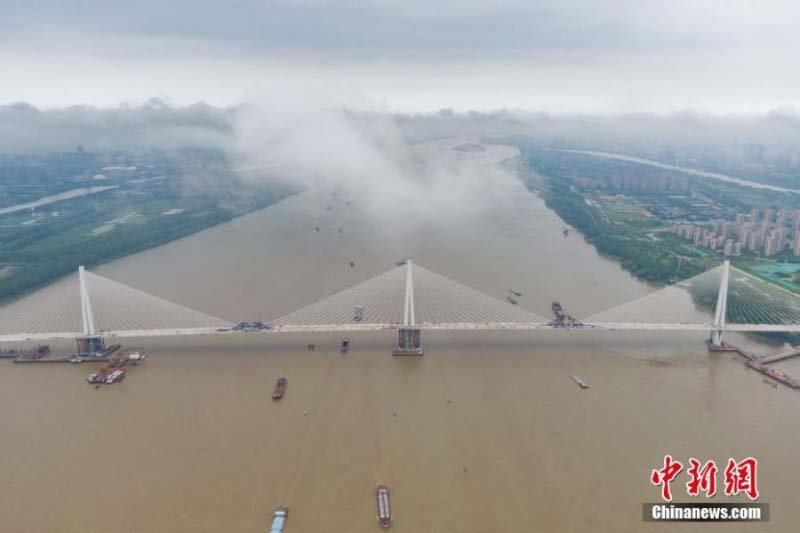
2, 0, 799, 113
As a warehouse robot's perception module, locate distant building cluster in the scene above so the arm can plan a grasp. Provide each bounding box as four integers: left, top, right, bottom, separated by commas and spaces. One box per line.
670, 208, 800, 257
576, 174, 690, 191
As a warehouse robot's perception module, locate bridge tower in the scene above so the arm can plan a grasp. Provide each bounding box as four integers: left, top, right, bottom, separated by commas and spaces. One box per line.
76, 265, 106, 356
709, 260, 730, 349
393, 260, 423, 356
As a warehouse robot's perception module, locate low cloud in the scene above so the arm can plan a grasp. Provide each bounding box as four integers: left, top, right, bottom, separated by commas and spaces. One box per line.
231, 86, 524, 225
0, 99, 233, 153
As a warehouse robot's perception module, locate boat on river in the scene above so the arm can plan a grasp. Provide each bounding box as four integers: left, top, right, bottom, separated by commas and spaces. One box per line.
571, 375, 589, 389
376, 484, 392, 527
270, 506, 288, 532
272, 377, 287, 400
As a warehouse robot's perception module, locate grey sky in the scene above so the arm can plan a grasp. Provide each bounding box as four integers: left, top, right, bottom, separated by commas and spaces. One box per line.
2, 0, 799, 112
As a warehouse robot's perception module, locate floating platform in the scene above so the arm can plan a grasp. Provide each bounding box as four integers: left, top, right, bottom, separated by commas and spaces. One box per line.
745, 360, 800, 389
712, 342, 800, 389
0, 345, 50, 360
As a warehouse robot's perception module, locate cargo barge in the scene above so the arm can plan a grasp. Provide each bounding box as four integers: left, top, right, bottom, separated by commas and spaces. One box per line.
272, 377, 287, 400
711, 342, 800, 390
270, 506, 288, 533
376, 484, 392, 528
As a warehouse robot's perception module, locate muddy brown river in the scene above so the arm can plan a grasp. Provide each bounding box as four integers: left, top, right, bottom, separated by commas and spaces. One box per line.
0, 142, 795, 532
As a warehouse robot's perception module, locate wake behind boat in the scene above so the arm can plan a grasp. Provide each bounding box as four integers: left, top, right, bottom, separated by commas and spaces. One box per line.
376, 483, 392, 527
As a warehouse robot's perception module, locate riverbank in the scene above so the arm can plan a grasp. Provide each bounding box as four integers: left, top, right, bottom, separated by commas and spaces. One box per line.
516, 163, 704, 284
0, 180, 296, 304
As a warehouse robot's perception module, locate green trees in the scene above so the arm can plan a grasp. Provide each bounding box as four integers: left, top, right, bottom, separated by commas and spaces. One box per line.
535, 173, 702, 284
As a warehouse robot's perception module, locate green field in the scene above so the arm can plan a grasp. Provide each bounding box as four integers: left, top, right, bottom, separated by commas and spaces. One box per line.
737, 261, 800, 293
0, 154, 295, 302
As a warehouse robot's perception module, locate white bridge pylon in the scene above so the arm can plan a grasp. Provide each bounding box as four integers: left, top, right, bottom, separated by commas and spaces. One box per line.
583, 260, 800, 342
268, 260, 550, 332
0, 266, 233, 342
1, 260, 800, 344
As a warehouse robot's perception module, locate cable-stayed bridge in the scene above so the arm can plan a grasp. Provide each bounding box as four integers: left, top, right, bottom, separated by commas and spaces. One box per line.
0, 260, 798, 355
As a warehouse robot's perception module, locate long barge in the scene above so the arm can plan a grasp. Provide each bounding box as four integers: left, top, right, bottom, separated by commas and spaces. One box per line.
745, 359, 800, 389
376, 484, 392, 528
0, 345, 49, 359
13, 344, 122, 364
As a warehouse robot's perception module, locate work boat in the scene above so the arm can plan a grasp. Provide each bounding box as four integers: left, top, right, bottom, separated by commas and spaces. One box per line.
270, 506, 288, 532
376, 484, 392, 527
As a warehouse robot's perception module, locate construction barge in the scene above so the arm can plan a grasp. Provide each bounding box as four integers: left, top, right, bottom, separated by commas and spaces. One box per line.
0, 345, 50, 360
86, 350, 148, 385
710, 341, 800, 389
12, 344, 121, 364
745, 359, 800, 389
549, 301, 582, 328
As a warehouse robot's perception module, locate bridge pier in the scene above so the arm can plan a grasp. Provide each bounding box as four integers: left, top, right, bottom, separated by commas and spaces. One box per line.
393, 327, 423, 356
76, 336, 105, 357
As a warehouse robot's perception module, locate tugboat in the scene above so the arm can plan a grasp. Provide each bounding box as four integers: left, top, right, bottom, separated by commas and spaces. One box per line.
571, 375, 589, 389
270, 506, 289, 533
376, 484, 392, 528
272, 377, 288, 400
87, 370, 107, 384
104, 368, 126, 384
340, 337, 350, 353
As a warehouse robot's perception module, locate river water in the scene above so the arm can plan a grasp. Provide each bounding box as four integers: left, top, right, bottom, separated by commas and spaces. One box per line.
0, 141, 796, 532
